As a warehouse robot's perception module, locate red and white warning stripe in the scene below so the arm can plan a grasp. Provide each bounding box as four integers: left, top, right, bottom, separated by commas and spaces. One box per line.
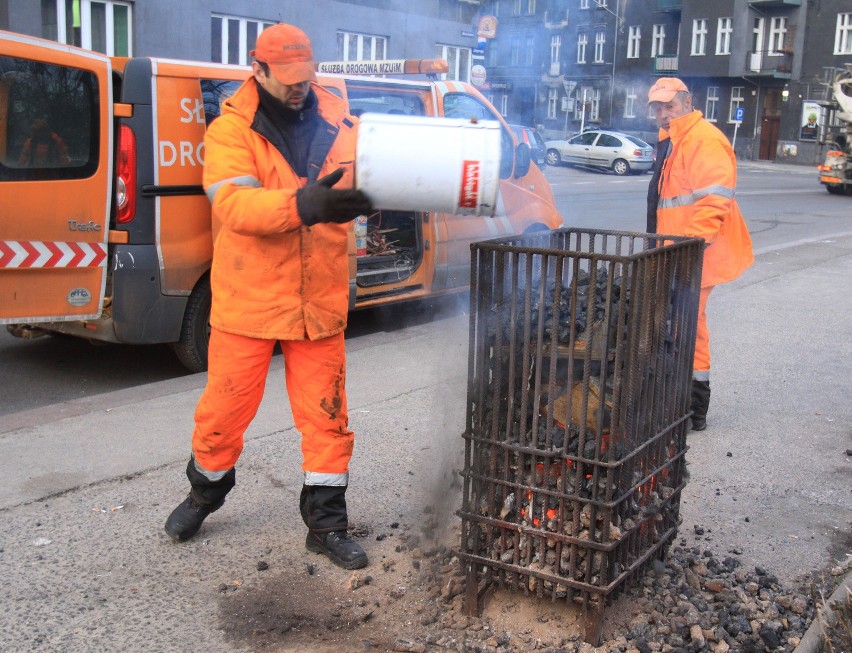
0, 241, 107, 269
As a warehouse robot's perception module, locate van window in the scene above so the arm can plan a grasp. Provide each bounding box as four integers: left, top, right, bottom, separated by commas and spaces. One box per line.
201, 79, 241, 125
0, 55, 99, 181
444, 92, 512, 179
344, 84, 425, 117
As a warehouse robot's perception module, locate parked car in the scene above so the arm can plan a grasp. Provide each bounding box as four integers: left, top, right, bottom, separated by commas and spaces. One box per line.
509, 124, 547, 166
545, 129, 654, 175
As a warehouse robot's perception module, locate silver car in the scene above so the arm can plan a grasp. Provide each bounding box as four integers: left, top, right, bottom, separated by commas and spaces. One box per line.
545, 129, 654, 175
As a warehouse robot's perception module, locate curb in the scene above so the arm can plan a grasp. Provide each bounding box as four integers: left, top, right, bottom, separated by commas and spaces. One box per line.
794, 568, 852, 653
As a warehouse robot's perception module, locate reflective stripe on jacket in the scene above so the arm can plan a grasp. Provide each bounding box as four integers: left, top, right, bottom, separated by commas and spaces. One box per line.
202, 78, 358, 340
656, 110, 754, 287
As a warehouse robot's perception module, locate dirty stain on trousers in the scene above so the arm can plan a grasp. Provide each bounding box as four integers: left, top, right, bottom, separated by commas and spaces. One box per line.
192, 328, 353, 480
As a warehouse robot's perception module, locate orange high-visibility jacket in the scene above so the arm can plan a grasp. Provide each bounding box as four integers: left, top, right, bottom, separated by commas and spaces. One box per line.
202, 78, 358, 340
656, 110, 754, 287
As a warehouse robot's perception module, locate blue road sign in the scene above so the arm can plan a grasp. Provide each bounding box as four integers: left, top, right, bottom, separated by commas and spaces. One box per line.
735, 107, 745, 122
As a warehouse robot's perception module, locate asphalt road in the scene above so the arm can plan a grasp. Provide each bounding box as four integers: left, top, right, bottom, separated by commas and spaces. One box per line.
0, 161, 844, 418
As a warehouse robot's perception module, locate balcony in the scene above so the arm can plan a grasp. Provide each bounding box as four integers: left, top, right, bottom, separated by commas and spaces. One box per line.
654, 55, 679, 74
746, 50, 793, 78
657, 0, 682, 11
748, 0, 800, 6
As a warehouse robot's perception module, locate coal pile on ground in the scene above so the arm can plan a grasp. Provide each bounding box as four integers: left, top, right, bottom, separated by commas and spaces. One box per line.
216, 511, 848, 653
378, 520, 849, 653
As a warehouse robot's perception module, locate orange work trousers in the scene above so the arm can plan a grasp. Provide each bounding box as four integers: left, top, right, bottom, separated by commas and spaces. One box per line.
693, 286, 713, 381
191, 328, 354, 481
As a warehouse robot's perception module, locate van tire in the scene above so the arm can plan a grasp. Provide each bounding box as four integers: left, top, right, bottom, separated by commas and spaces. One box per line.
171, 276, 211, 373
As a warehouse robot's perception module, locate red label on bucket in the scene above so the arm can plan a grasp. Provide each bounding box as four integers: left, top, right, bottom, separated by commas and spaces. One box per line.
459, 160, 480, 209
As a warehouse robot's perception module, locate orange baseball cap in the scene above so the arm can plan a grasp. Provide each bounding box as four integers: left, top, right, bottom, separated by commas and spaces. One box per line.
250, 24, 317, 85
647, 77, 689, 104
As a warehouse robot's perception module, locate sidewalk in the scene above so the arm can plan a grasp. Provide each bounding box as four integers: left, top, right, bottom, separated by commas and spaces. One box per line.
737, 158, 817, 174
0, 234, 849, 651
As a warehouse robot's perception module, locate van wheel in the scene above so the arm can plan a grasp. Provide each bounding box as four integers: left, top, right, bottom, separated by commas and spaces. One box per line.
171, 276, 211, 373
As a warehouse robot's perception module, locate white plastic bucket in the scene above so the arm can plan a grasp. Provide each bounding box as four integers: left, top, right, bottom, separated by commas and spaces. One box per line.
355, 113, 502, 217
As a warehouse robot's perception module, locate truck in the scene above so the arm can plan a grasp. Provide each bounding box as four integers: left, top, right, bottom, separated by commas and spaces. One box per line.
817, 63, 852, 195
0, 31, 563, 372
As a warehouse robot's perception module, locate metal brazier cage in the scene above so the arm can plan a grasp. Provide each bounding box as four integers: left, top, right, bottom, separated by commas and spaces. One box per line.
458, 228, 704, 644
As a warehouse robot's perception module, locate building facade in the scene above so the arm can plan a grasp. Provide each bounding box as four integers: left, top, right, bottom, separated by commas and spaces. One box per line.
0, 0, 481, 77
2, 0, 851, 162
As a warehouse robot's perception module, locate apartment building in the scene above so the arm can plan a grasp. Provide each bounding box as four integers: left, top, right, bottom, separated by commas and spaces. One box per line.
481, 0, 851, 163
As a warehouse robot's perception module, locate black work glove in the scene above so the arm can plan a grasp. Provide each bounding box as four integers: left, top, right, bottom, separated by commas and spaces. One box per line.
296, 168, 373, 227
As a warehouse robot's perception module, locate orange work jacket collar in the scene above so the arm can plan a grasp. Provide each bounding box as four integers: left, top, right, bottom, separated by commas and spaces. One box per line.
659, 109, 705, 143
222, 76, 348, 129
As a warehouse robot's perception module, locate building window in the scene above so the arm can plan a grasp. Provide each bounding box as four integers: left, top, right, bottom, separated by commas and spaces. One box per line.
339, 31, 387, 61
513, 0, 522, 15
627, 26, 641, 59
716, 17, 732, 55
212, 15, 274, 65
548, 88, 558, 119
487, 41, 498, 67
550, 34, 562, 64
705, 86, 719, 122
594, 30, 605, 63
691, 19, 707, 56
510, 35, 521, 65
624, 87, 636, 118
525, 33, 535, 65
437, 44, 471, 82
836, 12, 852, 55
527, 0, 537, 14
768, 17, 787, 55
500, 94, 509, 116
577, 32, 587, 63
652, 24, 665, 57
42, 0, 133, 56
589, 87, 600, 121
580, 0, 590, 9
597, 0, 608, 7
728, 86, 744, 123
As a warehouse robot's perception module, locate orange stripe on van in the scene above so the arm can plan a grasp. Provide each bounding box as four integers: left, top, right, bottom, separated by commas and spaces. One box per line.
0, 241, 107, 269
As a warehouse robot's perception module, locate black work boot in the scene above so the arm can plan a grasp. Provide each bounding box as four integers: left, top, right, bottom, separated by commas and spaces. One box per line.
300, 485, 368, 569
690, 379, 711, 431
305, 530, 368, 570
164, 459, 235, 542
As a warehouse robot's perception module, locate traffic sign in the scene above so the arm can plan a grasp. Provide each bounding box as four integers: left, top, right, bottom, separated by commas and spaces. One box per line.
734, 107, 745, 122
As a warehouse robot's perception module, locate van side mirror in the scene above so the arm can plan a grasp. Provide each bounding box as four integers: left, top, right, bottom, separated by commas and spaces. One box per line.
513, 143, 531, 179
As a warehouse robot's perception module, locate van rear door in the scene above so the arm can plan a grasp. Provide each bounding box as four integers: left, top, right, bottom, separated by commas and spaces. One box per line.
0, 32, 111, 323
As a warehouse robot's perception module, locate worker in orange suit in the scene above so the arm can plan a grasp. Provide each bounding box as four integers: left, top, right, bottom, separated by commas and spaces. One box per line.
164, 24, 373, 570
646, 78, 754, 431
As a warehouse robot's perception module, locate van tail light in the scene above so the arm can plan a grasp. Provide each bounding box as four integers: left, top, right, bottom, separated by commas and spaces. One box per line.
116, 124, 137, 224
